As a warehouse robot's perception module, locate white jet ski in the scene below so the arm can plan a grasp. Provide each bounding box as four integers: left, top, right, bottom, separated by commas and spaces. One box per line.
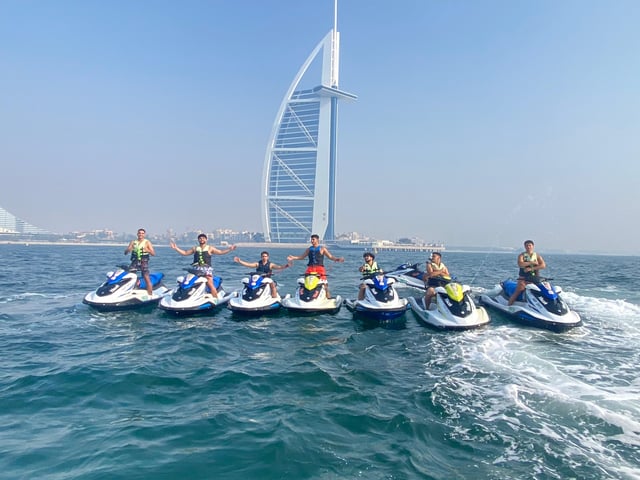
159, 268, 235, 316
281, 273, 343, 314
478, 278, 581, 332
408, 281, 490, 330
385, 262, 426, 290
227, 272, 281, 315
83, 266, 170, 311
345, 273, 408, 322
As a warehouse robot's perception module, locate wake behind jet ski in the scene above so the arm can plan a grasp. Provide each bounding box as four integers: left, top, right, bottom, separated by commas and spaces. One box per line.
227, 272, 281, 315
83, 265, 170, 311
281, 273, 343, 314
408, 278, 489, 330
346, 273, 408, 322
159, 268, 235, 316
478, 278, 581, 332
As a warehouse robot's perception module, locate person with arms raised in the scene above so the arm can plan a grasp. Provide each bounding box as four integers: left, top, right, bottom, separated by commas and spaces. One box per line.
287, 234, 344, 299
233, 251, 290, 298
170, 234, 236, 298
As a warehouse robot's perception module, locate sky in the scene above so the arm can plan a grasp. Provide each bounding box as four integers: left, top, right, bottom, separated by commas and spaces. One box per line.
1, 0, 639, 255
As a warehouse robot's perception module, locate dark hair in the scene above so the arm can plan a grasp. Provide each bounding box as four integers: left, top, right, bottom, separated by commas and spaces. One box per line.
310, 234, 319, 240
363, 252, 375, 259
431, 252, 441, 258
260, 251, 269, 256
137, 228, 146, 233
524, 240, 534, 246
198, 234, 207, 240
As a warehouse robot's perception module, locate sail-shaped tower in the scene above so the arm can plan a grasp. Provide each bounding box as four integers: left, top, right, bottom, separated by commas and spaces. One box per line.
261, 3, 356, 243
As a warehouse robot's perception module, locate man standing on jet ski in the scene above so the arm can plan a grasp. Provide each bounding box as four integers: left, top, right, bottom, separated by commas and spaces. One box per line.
287, 234, 344, 299
124, 228, 156, 296
357, 252, 382, 300
233, 251, 291, 298
423, 252, 451, 310
508, 239, 546, 306
169, 234, 236, 298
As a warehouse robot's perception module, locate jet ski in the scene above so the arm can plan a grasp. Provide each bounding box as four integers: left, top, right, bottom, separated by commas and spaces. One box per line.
478, 278, 581, 332
407, 280, 490, 330
345, 273, 408, 321
227, 272, 281, 315
384, 262, 426, 290
83, 265, 171, 311
159, 268, 235, 316
281, 273, 343, 314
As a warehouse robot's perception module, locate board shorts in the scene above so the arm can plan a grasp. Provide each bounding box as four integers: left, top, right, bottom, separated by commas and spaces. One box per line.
192, 265, 214, 277
129, 259, 149, 275
518, 273, 538, 283
305, 265, 326, 279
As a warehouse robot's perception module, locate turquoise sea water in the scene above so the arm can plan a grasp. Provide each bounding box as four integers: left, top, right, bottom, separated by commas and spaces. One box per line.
1, 245, 639, 479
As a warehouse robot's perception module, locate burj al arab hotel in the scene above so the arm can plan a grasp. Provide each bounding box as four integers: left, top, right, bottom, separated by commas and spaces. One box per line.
261, 2, 356, 243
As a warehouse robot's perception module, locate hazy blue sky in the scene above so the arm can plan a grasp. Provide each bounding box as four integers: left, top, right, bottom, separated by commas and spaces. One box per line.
1, 1, 638, 254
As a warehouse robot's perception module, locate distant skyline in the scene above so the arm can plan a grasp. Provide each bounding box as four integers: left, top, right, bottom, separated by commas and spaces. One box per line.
1, 1, 639, 255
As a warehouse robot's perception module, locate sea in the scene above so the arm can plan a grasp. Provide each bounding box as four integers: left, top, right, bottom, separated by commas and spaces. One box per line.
1, 244, 639, 480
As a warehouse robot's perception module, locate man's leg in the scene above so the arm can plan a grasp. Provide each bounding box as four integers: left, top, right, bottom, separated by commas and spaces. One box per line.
207, 275, 219, 297
424, 287, 435, 309
507, 280, 525, 305
358, 284, 366, 300
144, 272, 153, 295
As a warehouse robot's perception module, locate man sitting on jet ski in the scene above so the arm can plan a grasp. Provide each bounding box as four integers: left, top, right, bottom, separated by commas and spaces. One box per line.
357, 252, 382, 300
287, 234, 344, 299
507, 239, 547, 305
169, 234, 236, 298
233, 251, 291, 298
424, 252, 451, 309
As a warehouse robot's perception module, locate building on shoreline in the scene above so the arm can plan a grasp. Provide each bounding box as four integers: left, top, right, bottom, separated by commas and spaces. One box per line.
261, 3, 356, 243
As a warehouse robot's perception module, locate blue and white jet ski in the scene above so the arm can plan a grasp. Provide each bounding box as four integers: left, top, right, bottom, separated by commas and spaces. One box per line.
159, 268, 235, 316
478, 278, 581, 332
227, 273, 281, 315
408, 280, 489, 330
346, 274, 408, 321
281, 273, 343, 314
385, 262, 426, 290
83, 266, 171, 311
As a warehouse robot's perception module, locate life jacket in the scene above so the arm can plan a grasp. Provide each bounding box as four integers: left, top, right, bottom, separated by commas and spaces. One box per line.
193, 245, 212, 266
362, 261, 380, 275
426, 261, 447, 286
429, 261, 446, 273
130, 240, 150, 261
256, 260, 272, 276
519, 252, 538, 279
307, 246, 324, 266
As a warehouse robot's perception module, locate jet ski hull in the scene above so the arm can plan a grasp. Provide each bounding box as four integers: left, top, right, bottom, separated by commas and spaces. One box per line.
385, 263, 426, 290
478, 282, 581, 332
227, 274, 282, 315
408, 295, 489, 330
345, 298, 408, 321
346, 275, 408, 322
281, 275, 343, 314
83, 270, 170, 312
281, 294, 343, 314
159, 272, 234, 316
